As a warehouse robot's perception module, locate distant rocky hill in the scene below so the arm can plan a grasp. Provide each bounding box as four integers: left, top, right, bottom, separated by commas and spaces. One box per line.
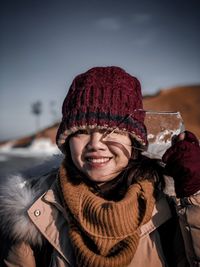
0, 85, 199, 148
0, 123, 59, 148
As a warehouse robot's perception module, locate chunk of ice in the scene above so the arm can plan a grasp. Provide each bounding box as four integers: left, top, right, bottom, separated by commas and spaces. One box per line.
144, 111, 184, 158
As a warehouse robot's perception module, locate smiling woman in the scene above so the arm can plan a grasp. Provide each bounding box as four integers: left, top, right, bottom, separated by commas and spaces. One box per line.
1, 66, 200, 267
69, 129, 132, 183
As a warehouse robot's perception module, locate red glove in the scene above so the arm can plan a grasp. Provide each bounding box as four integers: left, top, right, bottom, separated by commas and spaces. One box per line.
162, 131, 200, 198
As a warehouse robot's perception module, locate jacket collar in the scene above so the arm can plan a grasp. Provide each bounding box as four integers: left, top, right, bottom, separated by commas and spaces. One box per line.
27, 181, 75, 266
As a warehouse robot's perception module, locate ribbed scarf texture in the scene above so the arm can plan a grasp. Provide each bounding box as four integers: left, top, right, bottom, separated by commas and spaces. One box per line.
59, 163, 155, 267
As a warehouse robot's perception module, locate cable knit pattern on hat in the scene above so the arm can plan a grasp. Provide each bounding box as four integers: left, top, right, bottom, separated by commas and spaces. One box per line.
58, 162, 155, 267
56, 67, 147, 152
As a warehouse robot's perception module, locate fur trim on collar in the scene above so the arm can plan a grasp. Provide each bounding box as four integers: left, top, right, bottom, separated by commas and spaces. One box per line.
0, 175, 44, 246
0, 154, 63, 246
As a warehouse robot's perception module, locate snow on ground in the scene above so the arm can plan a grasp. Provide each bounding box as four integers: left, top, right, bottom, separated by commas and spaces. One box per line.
0, 155, 9, 162
0, 138, 60, 157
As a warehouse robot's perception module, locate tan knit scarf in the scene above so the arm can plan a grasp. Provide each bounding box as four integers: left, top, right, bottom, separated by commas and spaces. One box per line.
59, 163, 155, 267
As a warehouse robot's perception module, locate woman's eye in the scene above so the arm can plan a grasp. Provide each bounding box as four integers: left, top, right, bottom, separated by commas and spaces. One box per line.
107, 135, 118, 140
103, 131, 119, 140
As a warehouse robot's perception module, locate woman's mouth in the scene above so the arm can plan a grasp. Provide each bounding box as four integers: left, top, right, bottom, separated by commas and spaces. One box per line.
87, 157, 110, 163
85, 157, 111, 167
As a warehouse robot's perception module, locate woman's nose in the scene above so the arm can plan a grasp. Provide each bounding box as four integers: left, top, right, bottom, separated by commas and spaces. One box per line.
86, 132, 106, 150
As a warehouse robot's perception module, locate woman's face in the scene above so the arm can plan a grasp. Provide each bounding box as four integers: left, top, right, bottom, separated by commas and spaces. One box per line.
69, 129, 132, 183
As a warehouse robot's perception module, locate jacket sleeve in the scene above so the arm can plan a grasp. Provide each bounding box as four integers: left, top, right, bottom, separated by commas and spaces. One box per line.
177, 192, 200, 267
4, 242, 36, 267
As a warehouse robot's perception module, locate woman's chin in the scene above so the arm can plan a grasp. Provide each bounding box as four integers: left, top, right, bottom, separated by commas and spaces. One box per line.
85, 172, 119, 183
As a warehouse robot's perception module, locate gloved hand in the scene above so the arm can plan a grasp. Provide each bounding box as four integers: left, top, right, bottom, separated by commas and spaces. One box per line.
162, 131, 200, 198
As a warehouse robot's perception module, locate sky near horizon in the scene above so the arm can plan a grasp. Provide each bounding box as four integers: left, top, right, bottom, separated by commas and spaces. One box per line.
0, 0, 200, 141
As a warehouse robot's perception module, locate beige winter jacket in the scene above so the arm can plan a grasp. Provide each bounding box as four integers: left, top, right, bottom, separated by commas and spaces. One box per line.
4, 177, 197, 267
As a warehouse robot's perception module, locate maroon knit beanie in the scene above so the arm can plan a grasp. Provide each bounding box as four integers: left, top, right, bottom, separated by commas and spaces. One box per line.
56, 66, 147, 152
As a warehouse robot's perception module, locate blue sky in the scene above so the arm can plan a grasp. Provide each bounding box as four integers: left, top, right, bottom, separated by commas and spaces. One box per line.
1, 0, 200, 141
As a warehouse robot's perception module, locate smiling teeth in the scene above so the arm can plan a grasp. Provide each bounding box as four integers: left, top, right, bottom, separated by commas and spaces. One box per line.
88, 158, 110, 163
